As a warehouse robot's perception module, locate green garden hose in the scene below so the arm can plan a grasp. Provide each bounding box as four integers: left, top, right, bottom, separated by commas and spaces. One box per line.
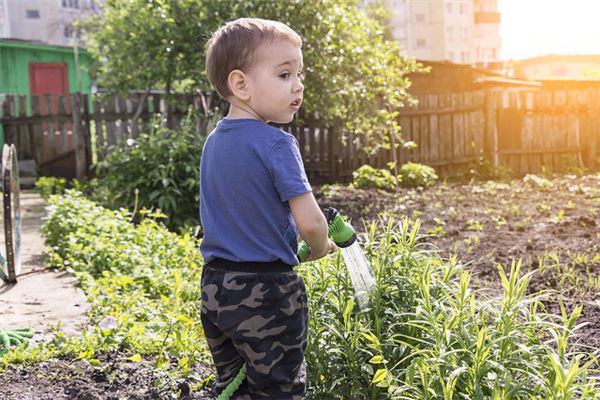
217, 363, 247, 400
0, 328, 34, 356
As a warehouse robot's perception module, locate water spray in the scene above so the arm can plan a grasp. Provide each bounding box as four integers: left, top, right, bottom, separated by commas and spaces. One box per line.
298, 207, 376, 309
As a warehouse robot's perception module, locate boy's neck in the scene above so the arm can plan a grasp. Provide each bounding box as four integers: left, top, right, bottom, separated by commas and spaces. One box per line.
226, 102, 268, 123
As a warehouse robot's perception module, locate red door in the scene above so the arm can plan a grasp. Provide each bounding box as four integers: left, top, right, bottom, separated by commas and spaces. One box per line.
29, 63, 74, 176
29, 63, 69, 97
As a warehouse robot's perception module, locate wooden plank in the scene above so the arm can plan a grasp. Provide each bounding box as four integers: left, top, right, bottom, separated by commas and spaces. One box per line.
44, 95, 56, 160
498, 147, 583, 155
16, 96, 28, 159
105, 95, 117, 148
308, 124, 316, 165
115, 95, 126, 145
30, 96, 44, 166
71, 93, 86, 180
319, 123, 325, 164
93, 97, 106, 161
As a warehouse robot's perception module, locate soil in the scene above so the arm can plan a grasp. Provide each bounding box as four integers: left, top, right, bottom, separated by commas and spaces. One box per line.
315, 173, 600, 351
0, 191, 90, 341
0, 353, 216, 400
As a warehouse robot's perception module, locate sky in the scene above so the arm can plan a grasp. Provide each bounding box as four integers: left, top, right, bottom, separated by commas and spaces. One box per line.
499, 0, 600, 60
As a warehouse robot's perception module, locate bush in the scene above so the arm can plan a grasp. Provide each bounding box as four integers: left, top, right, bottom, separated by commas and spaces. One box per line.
92, 116, 207, 230
398, 162, 438, 188
352, 165, 397, 191
35, 177, 66, 200
40, 190, 206, 370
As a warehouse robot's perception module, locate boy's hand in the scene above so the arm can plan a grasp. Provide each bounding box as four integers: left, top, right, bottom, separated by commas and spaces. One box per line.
306, 239, 337, 261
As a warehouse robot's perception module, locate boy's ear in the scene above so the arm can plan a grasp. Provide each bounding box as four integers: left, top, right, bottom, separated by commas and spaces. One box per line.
227, 69, 250, 101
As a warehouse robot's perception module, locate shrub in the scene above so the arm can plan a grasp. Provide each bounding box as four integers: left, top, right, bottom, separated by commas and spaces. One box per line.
92, 116, 208, 230
352, 165, 397, 191
40, 190, 206, 371
35, 177, 66, 200
398, 162, 438, 188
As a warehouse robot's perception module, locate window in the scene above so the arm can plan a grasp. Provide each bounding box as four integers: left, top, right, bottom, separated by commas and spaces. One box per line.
446, 26, 454, 40
415, 13, 425, 23
26, 9, 40, 19
63, 0, 79, 9
63, 24, 81, 39
446, 3, 452, 13
416, 38, 426, 47
460, 27, 468, 40
461, 51, 470, 64
460, 3, 469, 14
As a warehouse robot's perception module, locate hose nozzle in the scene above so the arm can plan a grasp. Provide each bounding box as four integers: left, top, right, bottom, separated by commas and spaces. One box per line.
297, 207, 356, 262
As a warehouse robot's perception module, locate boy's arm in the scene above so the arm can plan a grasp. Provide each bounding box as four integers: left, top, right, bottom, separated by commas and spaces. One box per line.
289, 192, 334, 260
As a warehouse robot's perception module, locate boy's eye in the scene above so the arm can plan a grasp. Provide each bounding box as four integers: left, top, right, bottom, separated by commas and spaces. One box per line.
297, 72, 304, 80
279, 72, 291, 79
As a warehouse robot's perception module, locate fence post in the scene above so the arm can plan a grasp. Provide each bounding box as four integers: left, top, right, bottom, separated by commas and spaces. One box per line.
484, 89, 499, 168
82, 94, 93, 172
71, 93, 87, 180
1, 96, 15, 145
588, 89, 599, 171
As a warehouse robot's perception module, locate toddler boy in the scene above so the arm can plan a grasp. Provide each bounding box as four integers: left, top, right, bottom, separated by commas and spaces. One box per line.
200, 17, 336, 399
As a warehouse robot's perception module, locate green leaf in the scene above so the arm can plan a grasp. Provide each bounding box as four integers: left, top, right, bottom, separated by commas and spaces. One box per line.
372, 368, 387, 384
369, 355, 384, 364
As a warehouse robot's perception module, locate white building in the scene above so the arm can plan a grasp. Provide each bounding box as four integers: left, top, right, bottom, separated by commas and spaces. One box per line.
0, 0, 102, 46
361, 0, 501, 66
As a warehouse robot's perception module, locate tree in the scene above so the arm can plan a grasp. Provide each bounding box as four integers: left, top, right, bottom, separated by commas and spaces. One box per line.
84, 0, 208, 95
86, 0, 425, 151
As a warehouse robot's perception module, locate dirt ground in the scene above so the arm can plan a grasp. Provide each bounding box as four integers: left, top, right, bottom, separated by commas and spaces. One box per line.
315, 173, 600, 351
0, 353, 216, 400
0, 190, 90, 342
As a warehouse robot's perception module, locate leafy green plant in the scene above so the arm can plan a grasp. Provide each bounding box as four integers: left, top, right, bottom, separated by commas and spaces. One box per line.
35, 177, 66, 200
398, 162, 438, 188
92, 114, 209, 230
37, 190, 207, 374
299, 217, 599, 399
352, 165, 397, 191
523, 174, 553, 191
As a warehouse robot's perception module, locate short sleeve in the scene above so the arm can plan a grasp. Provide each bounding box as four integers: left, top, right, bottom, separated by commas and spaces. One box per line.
267, 135, 312, 202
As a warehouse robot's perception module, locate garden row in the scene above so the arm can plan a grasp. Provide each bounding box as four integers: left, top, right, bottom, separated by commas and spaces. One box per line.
2, 189, 598, 398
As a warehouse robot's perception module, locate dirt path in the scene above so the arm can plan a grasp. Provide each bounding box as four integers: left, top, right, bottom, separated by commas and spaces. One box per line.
0, 190, 90, 343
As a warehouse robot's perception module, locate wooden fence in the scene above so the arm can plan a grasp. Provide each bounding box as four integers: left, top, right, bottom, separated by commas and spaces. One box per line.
1, 88, 599, 182
286, 88, 600, 181
0, 92, 218, 180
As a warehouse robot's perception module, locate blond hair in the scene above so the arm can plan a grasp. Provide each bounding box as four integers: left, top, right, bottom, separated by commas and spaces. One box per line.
205, 18, 302, 99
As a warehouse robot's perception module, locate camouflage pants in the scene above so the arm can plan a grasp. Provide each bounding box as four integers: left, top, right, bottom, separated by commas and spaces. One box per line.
200, 261, 309, 400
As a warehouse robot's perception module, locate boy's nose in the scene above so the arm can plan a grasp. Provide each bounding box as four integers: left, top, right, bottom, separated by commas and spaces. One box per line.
294, 80, 304, 93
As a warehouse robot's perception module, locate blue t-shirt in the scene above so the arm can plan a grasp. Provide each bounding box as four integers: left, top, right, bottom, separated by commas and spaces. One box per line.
199, 118, 311, 266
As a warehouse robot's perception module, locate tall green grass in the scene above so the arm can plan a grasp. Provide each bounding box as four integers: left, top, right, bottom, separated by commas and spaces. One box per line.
301, 217, 599, 399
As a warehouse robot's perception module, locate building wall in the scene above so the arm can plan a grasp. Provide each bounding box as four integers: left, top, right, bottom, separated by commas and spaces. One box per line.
0, 41, 91, 95
0, 0, 101, 46
0, 0, 9, 37
360, 0, 501, 65
515, 58, 600, 80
